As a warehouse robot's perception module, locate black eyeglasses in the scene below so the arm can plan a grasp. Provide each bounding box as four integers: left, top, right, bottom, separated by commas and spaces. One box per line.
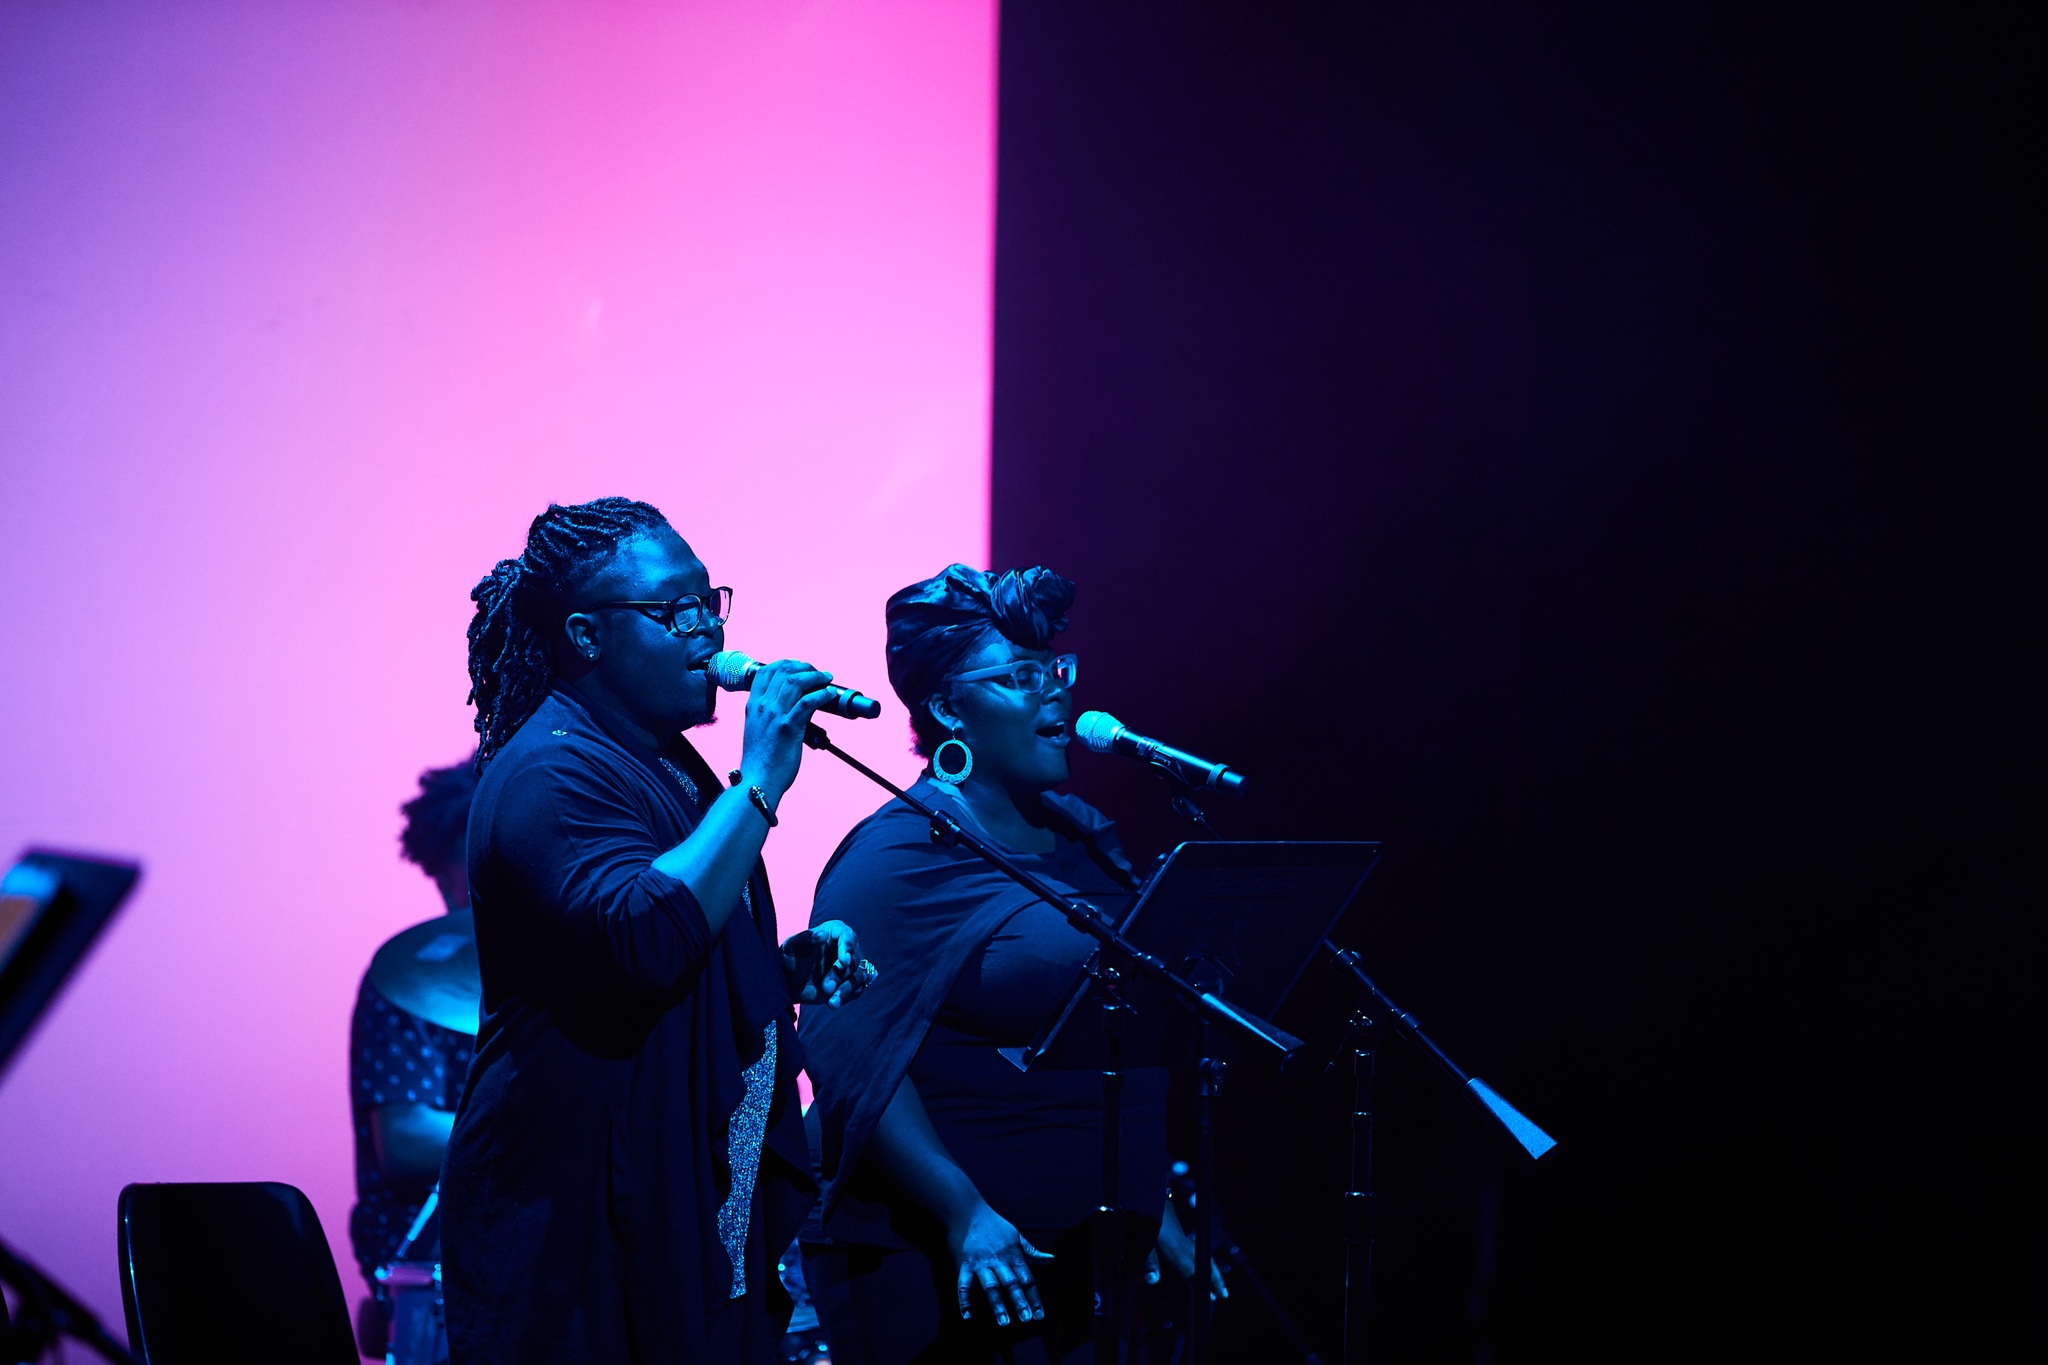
579, 586, 733, 638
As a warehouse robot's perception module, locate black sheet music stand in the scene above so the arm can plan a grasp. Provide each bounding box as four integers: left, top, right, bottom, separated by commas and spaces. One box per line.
1, 848, 142, 1364
1003, 841, 1381, 1363
2, 850, 139, 1081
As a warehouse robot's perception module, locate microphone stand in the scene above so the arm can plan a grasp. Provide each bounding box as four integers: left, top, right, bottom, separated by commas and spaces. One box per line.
800, 725, 1300, 1361
1157, 778, 1556, 1365
0, 1234, 137, 1365
1327, 998, 1382, 1365
1155, 776, 1226, 1365
1320, 944, 1558, 1365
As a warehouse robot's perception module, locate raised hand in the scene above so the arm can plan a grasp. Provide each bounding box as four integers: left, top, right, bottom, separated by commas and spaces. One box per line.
737, 659, 835, 800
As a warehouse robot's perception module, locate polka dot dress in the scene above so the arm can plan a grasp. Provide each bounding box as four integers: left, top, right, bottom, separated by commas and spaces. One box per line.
347, 970, 474, 1285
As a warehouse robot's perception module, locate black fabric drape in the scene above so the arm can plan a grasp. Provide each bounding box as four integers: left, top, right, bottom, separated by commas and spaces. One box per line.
441, 688, 810, 1364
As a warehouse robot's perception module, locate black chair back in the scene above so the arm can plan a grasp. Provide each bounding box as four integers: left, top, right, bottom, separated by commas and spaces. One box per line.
118, 1181, 359, 1364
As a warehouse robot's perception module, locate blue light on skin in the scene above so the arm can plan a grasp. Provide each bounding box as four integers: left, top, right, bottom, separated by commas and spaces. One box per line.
924, 638, 1071, 854
557, 527, 726, 741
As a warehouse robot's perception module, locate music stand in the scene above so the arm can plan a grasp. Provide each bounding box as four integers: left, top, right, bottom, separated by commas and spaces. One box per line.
2, 850, 139, 1080
1003, 841, 1381, 1073
1, 848, 142, 1365
1003, 841, 1381, 1362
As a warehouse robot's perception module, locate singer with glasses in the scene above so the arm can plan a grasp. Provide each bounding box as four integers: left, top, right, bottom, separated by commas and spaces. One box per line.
798, 564, 1217, 1365
440, 497, 874, 1365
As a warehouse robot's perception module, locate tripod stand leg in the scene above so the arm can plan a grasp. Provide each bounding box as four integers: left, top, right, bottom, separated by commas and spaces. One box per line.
0, 1236, 136, 1365
1191, 1023, 1218, 1365
1342, 1017, 1380, 1365
1095, 998, 1126, 1364
1097, 998, 1130, 1358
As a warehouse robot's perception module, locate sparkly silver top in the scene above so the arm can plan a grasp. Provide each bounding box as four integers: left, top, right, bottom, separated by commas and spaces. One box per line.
718, 1018, 776, 1297
655, 754, 776, 1299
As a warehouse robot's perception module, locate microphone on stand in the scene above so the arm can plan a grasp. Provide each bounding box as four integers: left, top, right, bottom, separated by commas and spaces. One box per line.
1073, 711, 1246, 792
706, 650, 882, 720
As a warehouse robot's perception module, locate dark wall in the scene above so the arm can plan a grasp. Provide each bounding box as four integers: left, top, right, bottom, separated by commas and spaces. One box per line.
990, 2, 2034, 1360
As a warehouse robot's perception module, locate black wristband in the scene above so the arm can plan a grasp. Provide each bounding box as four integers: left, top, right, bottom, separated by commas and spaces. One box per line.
747, 784, 779, 827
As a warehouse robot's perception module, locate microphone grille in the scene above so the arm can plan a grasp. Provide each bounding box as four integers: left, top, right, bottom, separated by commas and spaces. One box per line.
1073, 711, 1123, 755
707, 651, 756, 691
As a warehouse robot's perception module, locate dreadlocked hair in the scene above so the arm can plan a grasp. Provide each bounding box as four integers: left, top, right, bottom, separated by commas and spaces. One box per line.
467, 496, 669, 767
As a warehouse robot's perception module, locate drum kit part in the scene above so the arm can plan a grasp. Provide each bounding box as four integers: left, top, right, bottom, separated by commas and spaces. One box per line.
369, 910, 482, 1037
367, 911, 480, 1365
374, 1261, 443, 1365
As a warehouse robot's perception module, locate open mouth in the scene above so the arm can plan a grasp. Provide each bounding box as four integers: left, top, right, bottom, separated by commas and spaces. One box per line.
685, 657, 718, 701
1037, 719, 1071, 746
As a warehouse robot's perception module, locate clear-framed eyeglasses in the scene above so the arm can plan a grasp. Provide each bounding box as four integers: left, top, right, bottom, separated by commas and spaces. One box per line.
951, 653, 1078, 696
580, 586, 734, 638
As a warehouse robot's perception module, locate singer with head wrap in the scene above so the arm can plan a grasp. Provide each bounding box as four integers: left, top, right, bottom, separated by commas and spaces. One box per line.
438, 497, 873, 1365
797, 565, 1213, 1364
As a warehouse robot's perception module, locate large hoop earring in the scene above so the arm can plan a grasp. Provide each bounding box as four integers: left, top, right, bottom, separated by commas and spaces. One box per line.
932, 737, 974, 785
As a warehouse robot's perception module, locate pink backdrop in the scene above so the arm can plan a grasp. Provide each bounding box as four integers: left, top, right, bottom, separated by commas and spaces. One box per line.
0, 0, 994, 1329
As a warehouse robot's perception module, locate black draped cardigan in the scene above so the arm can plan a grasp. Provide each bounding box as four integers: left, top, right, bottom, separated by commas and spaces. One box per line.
441, 688, 811, 1364
799, 779, 1143, 1250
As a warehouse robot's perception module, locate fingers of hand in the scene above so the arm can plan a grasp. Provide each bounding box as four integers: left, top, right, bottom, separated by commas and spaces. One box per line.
808, 924, 869, 1006
752, 661, 832, 719
1020, 1269, 1045, 1321
755, 659, 828, 690
769, 662, 831, 698
992, 1258, 1037, 1323
958, 1245, 1043, 1326
1212, 1262, 1230, 1300
792, 682, 838, 718
975, 1265, 1010, 1327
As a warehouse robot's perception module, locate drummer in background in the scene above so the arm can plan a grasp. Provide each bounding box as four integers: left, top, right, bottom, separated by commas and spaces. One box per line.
348, 758, 479, 1294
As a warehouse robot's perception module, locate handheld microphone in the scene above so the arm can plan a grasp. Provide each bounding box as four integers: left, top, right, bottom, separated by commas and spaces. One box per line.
707, 650, 882, 720
1073, 711, 1246, 792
